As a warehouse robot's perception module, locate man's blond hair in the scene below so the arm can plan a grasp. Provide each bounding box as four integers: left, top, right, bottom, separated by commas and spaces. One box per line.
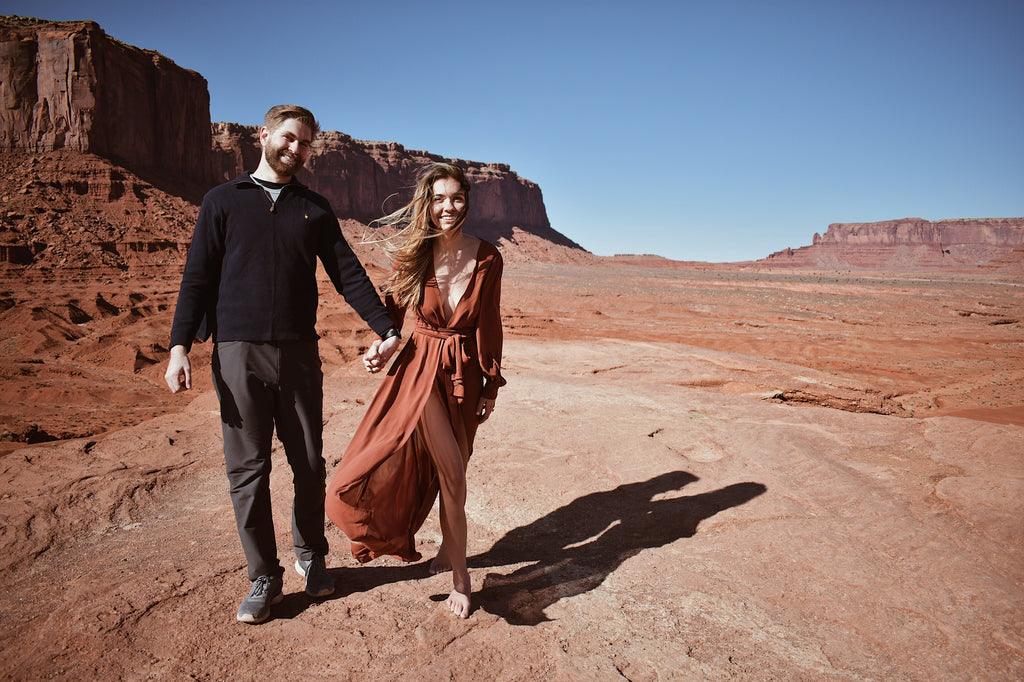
264, 104, 320, 137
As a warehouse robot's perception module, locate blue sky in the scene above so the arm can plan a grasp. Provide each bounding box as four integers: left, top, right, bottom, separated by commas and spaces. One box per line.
6, 0, 1023, 261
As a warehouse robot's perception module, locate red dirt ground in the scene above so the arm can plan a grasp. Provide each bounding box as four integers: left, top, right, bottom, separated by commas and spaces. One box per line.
2, 253, 1022, 680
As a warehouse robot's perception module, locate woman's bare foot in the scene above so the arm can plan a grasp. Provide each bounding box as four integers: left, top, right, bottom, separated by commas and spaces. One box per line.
446, 570, 472, 618
429, 545, 451, 575
447, 588, 471, 618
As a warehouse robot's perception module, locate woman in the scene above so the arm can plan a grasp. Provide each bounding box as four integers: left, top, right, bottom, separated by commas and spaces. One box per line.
326, 162, 505, 618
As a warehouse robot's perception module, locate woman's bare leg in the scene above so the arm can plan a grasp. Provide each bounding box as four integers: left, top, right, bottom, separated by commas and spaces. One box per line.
429, 538, 451, 574
419, 388, 471, 617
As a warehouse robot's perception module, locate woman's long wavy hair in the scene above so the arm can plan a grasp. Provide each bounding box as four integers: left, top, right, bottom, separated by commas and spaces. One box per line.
376, 162, 471, 309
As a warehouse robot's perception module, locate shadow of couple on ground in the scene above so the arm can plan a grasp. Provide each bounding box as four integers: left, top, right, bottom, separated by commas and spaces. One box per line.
470, 471, 766, 624
304, 471, 765, 626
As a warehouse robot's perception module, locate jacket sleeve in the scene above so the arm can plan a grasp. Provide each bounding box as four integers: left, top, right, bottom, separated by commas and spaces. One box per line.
169, 195, 224, 350
475, 245, 506, 399
319, 218, 394, 338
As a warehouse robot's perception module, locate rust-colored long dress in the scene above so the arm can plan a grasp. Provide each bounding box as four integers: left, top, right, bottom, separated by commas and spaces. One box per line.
326, 239, 505, 563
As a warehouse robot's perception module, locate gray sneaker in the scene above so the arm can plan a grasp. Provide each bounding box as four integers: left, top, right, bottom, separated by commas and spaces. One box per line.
236, 575, 283, 624
295, 554, 335, 597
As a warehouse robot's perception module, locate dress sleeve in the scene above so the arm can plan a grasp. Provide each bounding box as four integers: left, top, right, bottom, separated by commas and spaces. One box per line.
476, 245, 507, 399
384, 293, 407, 334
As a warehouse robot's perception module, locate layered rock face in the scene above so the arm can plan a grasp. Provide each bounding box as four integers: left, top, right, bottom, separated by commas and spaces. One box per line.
765, 218, 1024, 269
0, 17, 215, 196
813, 218, 1024, 247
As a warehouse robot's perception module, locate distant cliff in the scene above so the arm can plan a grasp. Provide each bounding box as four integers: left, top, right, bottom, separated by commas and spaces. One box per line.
0, 16, 585, 264
764, 218, 1024, 270
813, 218, 1024, 248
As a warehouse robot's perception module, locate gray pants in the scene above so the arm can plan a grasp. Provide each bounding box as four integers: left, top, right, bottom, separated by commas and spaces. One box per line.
212, 340, 327, 580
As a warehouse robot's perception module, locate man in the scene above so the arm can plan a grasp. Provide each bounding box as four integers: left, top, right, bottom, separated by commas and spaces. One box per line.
165, 105, 401, 624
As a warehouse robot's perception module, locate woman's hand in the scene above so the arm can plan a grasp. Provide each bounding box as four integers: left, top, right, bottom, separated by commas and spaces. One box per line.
476, 397, 496, 423
363, 335, 401, 373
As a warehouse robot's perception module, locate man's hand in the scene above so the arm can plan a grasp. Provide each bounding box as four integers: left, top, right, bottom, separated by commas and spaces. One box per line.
363, 334, 401, 373
165, 345, 192, 393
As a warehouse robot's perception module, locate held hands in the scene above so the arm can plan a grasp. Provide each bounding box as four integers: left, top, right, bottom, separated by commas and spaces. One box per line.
363, 334, 401, 373
164, 345, 192, 393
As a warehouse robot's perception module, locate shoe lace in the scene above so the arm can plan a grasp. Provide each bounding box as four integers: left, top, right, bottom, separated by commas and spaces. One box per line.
250, 575, 271, 597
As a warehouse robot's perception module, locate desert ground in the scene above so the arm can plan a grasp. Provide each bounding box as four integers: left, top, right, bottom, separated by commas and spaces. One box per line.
1, 256, 1022, 680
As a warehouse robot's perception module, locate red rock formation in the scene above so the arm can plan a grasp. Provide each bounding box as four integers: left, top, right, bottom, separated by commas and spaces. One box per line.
0, 17, 215, 198
0, 16, 580, 261
813, 218, 1024, 247
763, 218, 1024, 270
0, 150, 198, 270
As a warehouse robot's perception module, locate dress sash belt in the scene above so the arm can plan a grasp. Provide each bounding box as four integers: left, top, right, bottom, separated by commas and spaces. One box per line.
413, 322, 475, 402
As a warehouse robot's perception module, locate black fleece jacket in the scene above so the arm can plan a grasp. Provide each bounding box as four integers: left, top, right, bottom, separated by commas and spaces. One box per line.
170, 174, 393, 350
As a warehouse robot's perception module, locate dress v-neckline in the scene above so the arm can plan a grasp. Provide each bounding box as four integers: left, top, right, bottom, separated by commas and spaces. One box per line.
433, 239, 482, 324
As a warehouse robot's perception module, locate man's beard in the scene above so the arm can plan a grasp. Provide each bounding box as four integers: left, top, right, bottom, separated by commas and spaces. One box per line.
265, 144, 305, 177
